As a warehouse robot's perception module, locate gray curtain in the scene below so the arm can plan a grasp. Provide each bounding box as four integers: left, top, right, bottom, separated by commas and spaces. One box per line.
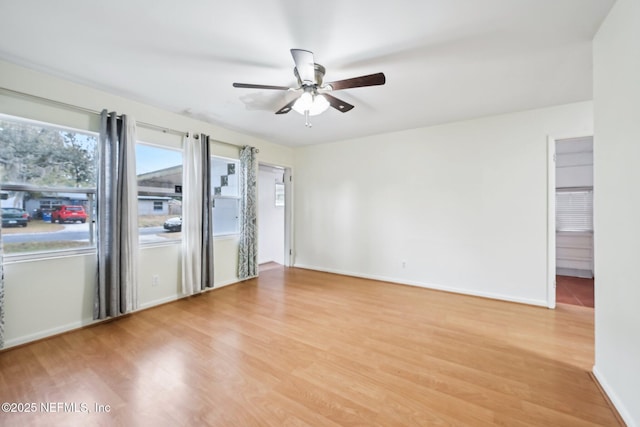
199, 134, 214, 290
238, 146, 258, 279
0, 207, 4, 348
181, 133, 214, 294
95, 110, 139, 319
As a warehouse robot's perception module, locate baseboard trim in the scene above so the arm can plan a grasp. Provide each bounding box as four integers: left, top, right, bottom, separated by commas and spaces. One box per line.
293, 264, 548, 307
214, 277, 247, 289
592, 366, 636, 427
137, 295, 181, 311
4, 319, 95, 349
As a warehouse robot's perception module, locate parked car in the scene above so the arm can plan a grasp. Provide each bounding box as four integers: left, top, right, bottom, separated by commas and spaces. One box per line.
51, 205, 87, 224
1, 207, 29, 227
163, 216, 182, 232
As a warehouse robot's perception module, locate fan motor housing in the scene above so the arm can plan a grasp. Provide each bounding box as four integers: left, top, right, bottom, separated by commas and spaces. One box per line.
295, 63, 326, 86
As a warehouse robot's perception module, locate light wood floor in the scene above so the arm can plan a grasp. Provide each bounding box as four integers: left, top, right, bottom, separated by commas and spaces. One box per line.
0, 267, 620, 426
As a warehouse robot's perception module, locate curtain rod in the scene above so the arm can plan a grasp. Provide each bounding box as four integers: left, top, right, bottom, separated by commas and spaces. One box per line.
0, 86, 186, 137
0, 86, 256, 152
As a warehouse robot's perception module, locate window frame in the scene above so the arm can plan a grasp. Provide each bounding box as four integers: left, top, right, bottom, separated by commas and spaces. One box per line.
0, 114, 99, 260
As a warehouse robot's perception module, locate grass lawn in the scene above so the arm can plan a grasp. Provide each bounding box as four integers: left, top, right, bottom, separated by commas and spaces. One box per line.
139, 214, 178, 228
3, 241, 92, 254
1, 221, 64, 234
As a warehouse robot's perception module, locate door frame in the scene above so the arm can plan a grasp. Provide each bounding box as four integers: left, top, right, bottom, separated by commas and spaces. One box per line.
547, 136, 556, 308
547, 133, 594, 309
257, 162, 294, 267
283, 167, 293, 267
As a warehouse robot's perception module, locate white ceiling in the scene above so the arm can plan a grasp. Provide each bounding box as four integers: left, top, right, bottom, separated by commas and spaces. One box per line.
0, 0, 615, 146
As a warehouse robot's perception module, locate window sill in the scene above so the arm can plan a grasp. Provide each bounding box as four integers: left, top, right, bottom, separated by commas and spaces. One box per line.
3, 247, 96, 264
214, 233, 240, 241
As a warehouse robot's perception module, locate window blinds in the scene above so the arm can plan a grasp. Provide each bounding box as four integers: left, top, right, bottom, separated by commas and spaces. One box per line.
556, 189, 593, 232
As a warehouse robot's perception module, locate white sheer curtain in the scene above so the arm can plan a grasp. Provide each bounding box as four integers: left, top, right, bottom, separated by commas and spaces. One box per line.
182, 133, 213, 295
238, 146, 258, 279
94, 110, 139, 319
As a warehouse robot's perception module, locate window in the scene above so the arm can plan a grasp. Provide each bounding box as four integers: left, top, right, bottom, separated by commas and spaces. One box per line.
0, 114, 98, 255
211, 156, 240, 236
136, 143, 182, 243
39, 200, 62, 211
134, 148, 239, 240
556, 189, 593, 232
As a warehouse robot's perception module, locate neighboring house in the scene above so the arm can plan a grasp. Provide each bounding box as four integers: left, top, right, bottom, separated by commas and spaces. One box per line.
138, 196, 181, 216
137, 165, 181, 196
137, 165, 182, 216
0, 193, 16, 208
2, 192, 89, 217
2, 167, 184, 217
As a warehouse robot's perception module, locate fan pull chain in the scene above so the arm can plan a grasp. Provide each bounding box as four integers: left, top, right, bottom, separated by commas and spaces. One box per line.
304, 110, 312, 128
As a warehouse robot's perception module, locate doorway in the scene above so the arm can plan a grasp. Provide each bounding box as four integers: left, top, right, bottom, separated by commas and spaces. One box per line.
548, 136, 594, 308
258, 163, 292, 270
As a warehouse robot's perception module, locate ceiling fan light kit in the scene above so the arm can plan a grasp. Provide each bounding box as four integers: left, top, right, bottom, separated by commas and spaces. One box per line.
233, 49, 386, 128
292, 90, 329, 115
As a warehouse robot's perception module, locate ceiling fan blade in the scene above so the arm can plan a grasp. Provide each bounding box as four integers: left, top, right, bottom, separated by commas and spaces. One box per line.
322, 93, 354, 113
326, 72, 386, 91
233, 82, 291, 90
275, 97, 300, 115
291, 49, 316, 84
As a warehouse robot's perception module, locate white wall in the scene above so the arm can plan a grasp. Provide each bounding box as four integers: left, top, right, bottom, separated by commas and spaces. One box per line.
593, 0, 640, 424
556, 137, 593, 188
0, 59, 293, 348
294, 102, 593, 306
258, 165, 285, 265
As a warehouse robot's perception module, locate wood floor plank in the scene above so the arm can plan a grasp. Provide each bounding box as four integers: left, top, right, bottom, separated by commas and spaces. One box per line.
0, 267, 621, 426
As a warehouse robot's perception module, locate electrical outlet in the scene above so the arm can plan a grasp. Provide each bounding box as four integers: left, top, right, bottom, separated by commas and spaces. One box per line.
402, 260, 406, 269
152, 275, 159, 287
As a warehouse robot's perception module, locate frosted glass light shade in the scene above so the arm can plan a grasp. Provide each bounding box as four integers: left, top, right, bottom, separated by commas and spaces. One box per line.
292, 93, 330, 116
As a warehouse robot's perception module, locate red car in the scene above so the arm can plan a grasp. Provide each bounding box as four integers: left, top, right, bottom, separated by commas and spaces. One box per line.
51, 205, 87, 224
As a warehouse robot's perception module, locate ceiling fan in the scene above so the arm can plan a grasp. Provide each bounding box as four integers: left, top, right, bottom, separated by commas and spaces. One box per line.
233, 49, 386, 127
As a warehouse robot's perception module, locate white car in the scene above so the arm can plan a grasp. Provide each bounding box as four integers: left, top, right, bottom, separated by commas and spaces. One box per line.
163, 217, 182, 232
